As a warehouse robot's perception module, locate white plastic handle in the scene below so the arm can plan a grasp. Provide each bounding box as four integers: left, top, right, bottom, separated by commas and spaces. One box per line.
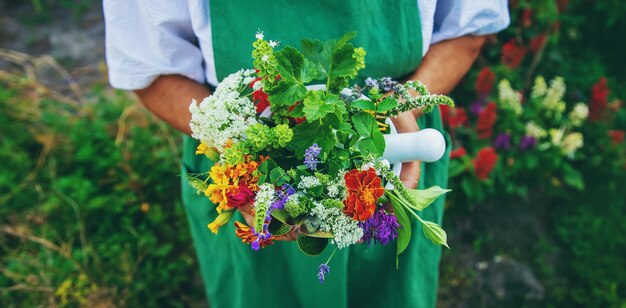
382, 128, 446, 163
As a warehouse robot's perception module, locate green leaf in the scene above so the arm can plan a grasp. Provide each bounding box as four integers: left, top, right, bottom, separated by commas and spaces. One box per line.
296, 234, 329, 256
350, 99, 376, 111
268, 219, 292, 236
370, 129, 386, 156
377, 97, 398, 113
422, 221, 449, 249
352, 112, 376, 138
269, 167, 286, 184
406, 186, 451, 211
271, 209, 290, 224
275, 46, 320, 84
563, 164, 585, 190
267, 78, 307, 108
289, 122, 337, 158
388, 191, 412, 268
302, 91, 346, 122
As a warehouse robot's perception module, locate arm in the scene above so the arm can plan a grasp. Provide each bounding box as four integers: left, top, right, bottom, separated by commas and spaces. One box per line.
392, 35, 486, 189
134, 75, 212, 135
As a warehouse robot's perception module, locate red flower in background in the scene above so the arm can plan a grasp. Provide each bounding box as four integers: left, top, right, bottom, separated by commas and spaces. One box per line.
450, 147, 467, 159
609, 130, 624, 145
501, 39, 527, 69
476, 102, 497, 139
521, 8, 533, 28
440, 105, 468, 130
590, 77, 609, 121
529, 34, 547, 53
475, 67, 496, 97
473, 147, 499, 180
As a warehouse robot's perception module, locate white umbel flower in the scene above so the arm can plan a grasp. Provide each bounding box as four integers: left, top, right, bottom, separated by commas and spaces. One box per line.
568, 103, 589, 127
189, 70, 258, 151
311, 202, 363, 249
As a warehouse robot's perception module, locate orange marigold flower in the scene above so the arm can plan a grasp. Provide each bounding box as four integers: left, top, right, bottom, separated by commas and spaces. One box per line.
343, 168, 384, 221
205, 159, 261, 213
234, 221, 273, 249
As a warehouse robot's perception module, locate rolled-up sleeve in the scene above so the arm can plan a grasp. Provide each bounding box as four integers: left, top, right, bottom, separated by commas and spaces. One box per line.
103, 1, 205, 90
431, 0, 510, 45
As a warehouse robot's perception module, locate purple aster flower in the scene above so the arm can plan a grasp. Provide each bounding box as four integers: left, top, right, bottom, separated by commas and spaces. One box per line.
317, 264, 330, 284
304, 144, 321, 170
251, 239, 260, 251
494, 133, 511, 150
365, 77, 378, 89
359, 208, 400, 245
519, 135, 537, 150
470, 101, 484, 115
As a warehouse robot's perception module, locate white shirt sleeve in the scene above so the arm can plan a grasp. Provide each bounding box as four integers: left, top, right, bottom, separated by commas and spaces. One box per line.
431, 0, 510, 45
103, 1, 206, 90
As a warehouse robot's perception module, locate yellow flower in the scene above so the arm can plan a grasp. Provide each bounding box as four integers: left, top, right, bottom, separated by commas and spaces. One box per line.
208, 210, 235, 234
196, 141, 220, 161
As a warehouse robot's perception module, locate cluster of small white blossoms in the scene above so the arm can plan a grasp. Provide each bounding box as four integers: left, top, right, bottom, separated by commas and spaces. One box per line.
497, 80, 523, 115
189, 69, 258, 151
253, 183, 275, 231
543, 77, 567, 116
310, 202, 363, 249
548, 129, 584, 157
325, 170, 348, 199
526, 121, 547, 139
568, 103, 589, 127
297, 176, 322, 191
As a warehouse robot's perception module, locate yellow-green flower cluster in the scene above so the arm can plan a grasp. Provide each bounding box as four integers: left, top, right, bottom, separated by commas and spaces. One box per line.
245, 123, 294, 152
252, 32, 279, 83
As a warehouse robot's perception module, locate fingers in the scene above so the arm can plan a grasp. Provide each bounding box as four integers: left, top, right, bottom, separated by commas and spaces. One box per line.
400, 161, 421, 189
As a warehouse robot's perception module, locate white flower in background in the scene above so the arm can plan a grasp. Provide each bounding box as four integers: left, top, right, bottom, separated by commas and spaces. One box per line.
498, 79, 523, 115
268, 40, 280, 48
568, 103, 589, 127
531, 76, 548, 99
560, 132, 584, 157
549, 128, 565, 146
525, 121, 547, 139
543, 77, 566, 116
311, 202, 363, 249
189, 70, 258, 151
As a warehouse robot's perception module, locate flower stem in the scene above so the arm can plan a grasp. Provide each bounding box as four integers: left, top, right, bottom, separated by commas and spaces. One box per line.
325, 247, 338, 265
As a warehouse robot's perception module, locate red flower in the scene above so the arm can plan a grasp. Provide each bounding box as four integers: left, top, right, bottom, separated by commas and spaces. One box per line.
501, 39, 527, 69
609, 130, 625, 144
473, 147, 499, 180
343, 168, 384, 221
450, 147, 467, 159
476, 102, 497, 139
234, 221, 273, 248
440, 105, 468, 130
529, 34, 547, 53
225, 181, 255, 209
521, 8, 533, 28
252, 89, 270, 113
475, 67, 496, 97
590, 77, 609, 121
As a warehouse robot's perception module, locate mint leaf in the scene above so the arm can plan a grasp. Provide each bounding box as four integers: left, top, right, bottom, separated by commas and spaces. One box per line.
350, 99, 376, 111
377, 98, 398, 113
352, 112, 376, 138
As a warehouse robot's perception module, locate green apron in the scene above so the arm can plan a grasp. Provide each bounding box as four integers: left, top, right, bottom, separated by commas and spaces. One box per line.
180, 1, 451, 307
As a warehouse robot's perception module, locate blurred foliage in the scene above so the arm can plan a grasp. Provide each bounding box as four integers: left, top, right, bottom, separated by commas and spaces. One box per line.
0, 77, 203, 306
442, 0, 626, 306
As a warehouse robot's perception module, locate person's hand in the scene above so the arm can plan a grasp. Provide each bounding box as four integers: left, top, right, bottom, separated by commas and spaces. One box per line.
238, 204, 298, 241
389, 111, 421, 189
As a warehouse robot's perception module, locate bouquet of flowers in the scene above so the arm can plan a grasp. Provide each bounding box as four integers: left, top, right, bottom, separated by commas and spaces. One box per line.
185, 32, 454, 282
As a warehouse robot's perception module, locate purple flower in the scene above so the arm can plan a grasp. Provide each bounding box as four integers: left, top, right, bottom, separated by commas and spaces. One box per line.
519, 135, 537, 150
365, 77, 378, 89
359, 208, 400, 245
271, 184, 295, 210
470, 101, 484, 115
494, 133, 511, 150
304, 144, 321, 170
380, 77, 396, 92
317, 264, 330, 284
